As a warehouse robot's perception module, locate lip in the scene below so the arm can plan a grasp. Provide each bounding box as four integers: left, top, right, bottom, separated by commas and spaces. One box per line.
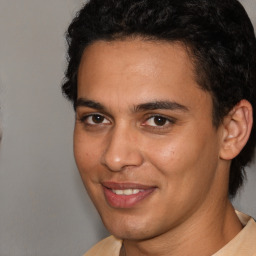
102, 182, 156, 208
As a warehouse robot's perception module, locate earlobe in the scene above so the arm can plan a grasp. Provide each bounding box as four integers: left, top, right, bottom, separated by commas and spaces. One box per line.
220, 100, 253, 160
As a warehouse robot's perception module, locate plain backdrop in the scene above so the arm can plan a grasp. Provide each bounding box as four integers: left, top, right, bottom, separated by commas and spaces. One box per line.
0, 0, 255, 255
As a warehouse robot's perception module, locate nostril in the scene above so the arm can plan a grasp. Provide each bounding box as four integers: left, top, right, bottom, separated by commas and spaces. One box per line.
101, 146, 144, 172
100, 127, 144, 171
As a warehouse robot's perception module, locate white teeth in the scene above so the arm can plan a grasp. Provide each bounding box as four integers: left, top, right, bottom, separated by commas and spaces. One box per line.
112, 189, 142, 195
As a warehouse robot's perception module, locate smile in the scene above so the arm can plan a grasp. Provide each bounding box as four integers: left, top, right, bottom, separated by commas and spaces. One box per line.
102, 182, 156, 208
111, 189, 144, 195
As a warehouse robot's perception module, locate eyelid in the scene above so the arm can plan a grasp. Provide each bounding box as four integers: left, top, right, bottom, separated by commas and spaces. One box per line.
78, 112, 111, 125
142, 114, 176, 127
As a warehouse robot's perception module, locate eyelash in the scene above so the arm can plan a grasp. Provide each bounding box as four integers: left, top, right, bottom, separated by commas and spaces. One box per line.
78, 113, 111, 126
143, 115, 176, 129
78, 113, 176, 130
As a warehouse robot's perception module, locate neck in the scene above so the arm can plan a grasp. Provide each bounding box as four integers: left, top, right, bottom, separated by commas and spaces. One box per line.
121, 200, 242, 256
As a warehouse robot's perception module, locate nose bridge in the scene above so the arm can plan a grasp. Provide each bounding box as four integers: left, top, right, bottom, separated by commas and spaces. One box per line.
101, 123, 143, 171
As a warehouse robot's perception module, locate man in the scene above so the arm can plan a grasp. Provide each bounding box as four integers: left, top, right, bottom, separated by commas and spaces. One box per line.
62, 0, 256, 255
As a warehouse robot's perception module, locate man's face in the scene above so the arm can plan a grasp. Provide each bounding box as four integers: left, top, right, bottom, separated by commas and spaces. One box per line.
74, 39, 227, 240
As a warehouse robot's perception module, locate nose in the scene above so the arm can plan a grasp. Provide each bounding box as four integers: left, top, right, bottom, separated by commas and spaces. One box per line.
101, 125, 144, 172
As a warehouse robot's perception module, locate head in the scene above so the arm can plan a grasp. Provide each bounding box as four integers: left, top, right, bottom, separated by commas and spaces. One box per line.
62, 0, 256, 198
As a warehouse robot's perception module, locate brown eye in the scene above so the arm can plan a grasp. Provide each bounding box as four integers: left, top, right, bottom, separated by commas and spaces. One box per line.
142, 115, 175, 129
145, 116, 169, 127
153, 116, 167, 126
83, 114, 111, 125
92, 115, 105, 124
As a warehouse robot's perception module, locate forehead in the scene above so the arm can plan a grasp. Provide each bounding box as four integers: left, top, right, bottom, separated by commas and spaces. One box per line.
77, 39, 211, 113
78, 39, 196, 82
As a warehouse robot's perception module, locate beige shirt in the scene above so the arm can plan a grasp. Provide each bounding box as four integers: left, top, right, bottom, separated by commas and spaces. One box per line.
84, 212, 256, 256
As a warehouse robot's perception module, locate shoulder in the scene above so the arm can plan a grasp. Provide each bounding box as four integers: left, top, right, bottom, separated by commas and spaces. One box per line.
83, 236, 122, 256
214, 211, 256, 256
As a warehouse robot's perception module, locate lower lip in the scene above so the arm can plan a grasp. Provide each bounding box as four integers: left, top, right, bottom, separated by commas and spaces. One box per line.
103, 187, 155, 208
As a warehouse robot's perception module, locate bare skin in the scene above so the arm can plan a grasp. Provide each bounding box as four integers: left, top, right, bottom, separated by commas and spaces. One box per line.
74, 39, 251, 256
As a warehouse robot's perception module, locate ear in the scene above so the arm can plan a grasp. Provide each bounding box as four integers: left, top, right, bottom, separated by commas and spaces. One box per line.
219, 100, 253, 160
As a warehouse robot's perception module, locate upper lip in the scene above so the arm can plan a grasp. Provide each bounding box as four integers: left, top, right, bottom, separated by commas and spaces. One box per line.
102, 181, 156, 190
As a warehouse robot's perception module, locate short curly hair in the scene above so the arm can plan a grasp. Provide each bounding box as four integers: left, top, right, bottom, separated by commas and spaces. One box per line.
62, 0, 256, 198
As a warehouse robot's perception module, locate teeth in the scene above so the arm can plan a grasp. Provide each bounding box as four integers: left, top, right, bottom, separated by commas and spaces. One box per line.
112, 189, 142, 195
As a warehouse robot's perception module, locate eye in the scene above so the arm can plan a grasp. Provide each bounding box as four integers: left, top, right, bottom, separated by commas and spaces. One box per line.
144, 115, 173, 127
80, 114, 111, 125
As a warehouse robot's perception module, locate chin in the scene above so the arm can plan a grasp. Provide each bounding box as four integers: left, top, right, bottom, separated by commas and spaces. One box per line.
101, 213, 159, 241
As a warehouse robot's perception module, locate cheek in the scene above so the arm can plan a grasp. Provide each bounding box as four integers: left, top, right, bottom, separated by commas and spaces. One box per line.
143, 139, 218, 222
74, 137, 104, 206
73, 131, 101, 178
145, 129, 219, 192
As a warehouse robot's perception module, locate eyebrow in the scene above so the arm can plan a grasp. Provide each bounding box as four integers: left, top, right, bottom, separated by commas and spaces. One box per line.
75, 98, 105, 111
134, 101, 189, 112
75, 98, 189, 113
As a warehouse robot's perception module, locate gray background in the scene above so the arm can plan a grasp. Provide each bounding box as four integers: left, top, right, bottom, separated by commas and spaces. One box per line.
0, 0, 255, 255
